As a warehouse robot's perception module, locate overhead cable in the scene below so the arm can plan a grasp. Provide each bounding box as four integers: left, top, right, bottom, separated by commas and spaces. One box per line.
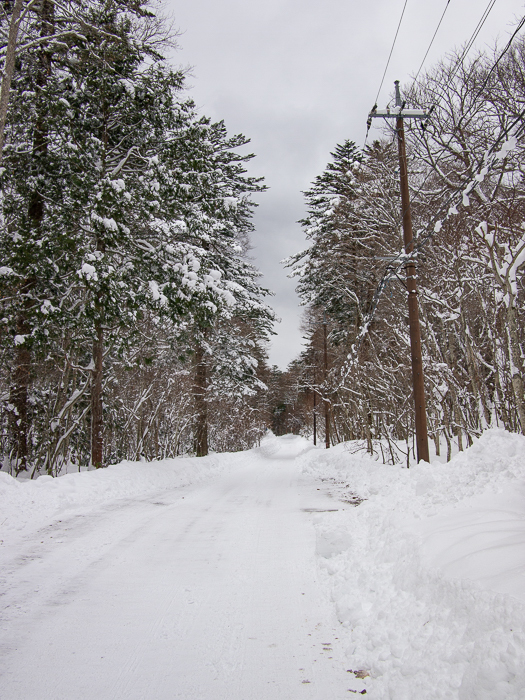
411, 0, 452, 89
409, 10, 525, 206
373, 0, 409, 107
470, 13, 525, 102
439, 0, 497, 86
365, 0, 409, 147
346, 102, 525, 385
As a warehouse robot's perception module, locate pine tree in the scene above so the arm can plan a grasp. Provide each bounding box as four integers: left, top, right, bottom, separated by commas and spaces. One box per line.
159, 117, 274, 455
286, 141, 366, 344
1, 0, 276, 472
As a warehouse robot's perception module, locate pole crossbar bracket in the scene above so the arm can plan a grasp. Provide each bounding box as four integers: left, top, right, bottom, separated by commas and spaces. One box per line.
369, 109, 428, 120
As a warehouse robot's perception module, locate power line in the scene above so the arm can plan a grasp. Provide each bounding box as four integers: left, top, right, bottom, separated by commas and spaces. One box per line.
354, 2, 525, 387
434, 0, 497, 91
414, 108, 525, 251
368, 0, 496, 146
471, 13, 525, 103
411, 0, 452, 89
451, 0, 498, 77
409, 10, 525, 205
374, 0, 409, 107
348, 99, 525, 386
365, 0, 409, 147
401, 5, 525, 219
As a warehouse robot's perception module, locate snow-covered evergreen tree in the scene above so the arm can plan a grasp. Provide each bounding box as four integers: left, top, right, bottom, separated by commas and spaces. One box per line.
0, 0, 275, 473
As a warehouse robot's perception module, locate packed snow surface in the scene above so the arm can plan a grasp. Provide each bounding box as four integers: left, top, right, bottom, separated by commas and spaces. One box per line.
1, 429, 525, 699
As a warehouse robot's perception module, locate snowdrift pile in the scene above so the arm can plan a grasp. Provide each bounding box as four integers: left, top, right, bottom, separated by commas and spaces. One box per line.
301, 428, 525, 699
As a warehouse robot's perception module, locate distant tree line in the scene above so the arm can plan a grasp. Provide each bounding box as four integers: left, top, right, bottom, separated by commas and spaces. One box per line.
285, 37, 525, 462
0, 0, 275, 475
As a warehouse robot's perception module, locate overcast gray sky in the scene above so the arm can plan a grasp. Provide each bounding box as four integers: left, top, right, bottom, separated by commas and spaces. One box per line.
165, 0, 524, 369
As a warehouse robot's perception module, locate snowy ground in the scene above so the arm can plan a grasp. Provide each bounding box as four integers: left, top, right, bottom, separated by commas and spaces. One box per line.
1, 429, 525, 699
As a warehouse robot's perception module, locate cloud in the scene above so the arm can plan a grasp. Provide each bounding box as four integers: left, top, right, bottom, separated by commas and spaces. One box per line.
167, 0, 524, 368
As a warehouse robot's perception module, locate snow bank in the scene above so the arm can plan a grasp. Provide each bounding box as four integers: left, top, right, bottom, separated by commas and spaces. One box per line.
0, 452, 235, 544
301, 429, 525, 700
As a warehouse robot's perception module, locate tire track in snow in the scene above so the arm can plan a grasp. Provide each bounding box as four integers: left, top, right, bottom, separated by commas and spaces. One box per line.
0, 440, 353, 699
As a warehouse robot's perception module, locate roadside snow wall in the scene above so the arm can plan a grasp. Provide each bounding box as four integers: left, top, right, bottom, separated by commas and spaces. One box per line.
301, 429, 525, 700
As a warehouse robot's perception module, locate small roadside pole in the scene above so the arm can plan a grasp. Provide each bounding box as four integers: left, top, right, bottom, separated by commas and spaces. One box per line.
368, 80, 430, 463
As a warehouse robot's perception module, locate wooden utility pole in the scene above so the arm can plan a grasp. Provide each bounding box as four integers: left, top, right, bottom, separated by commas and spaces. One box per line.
323, 316, 330, 449
312, 367, 317, 446
368, 81, 430, 463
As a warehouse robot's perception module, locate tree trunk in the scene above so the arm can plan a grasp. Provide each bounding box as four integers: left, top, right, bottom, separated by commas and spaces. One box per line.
0, 0, 25, 163
331, 411, 341, 444
443, 403, 452, 462
362, 403, 373, 455
493, 336, 510, 429
506, 304, 525, 434
453, 396, 464, 452
8, 312, 30, 473
433, 429, 440, 457
91, 323, 104, 468
193, 343, 208, 457
8, 1, 54, 473
461, 313, 491, 430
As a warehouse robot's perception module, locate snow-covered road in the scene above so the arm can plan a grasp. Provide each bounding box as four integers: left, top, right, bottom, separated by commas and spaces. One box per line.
3, 430, 525, 699
0, 436, 357, 699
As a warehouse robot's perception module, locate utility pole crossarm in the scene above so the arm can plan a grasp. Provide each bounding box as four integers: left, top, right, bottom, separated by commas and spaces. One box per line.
369, 108, 428, 120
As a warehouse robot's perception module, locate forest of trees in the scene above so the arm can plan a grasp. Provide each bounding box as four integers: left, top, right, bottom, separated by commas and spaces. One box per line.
1, 2, 524, 476
284, 37, 525, 463
0, 0, 277, 476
